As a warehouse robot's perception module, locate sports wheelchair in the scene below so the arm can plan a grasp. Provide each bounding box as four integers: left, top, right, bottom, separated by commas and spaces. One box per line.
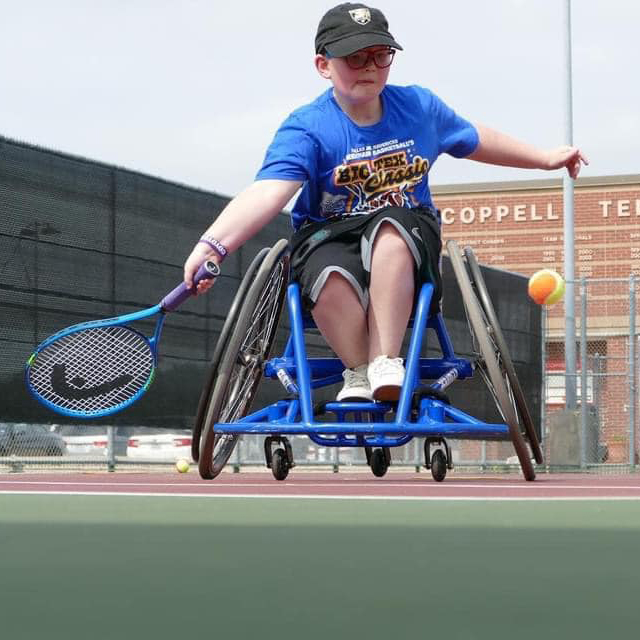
191, 239, 543, 482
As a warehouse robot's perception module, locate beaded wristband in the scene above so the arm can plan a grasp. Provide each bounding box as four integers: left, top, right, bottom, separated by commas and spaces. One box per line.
198, 235, 228, 260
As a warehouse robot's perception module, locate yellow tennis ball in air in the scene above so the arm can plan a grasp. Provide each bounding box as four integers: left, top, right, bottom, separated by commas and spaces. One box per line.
175, 458, 190, 473
528, 269, 565, 305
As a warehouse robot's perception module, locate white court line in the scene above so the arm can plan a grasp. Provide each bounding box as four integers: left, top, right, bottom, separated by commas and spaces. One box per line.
1, 480, 640, 491
2, 490, 640, 501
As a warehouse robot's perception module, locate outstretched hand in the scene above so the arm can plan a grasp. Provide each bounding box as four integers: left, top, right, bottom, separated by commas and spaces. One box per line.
546, 146, 589, 179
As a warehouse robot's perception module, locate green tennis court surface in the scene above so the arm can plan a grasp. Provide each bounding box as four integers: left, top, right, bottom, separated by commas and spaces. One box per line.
2, 495, 639, 639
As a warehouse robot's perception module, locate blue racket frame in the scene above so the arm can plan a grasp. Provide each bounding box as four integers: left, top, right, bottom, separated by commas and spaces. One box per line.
25, 305, 166, 419
211, 281, 511, 446
25, 260, 220, 419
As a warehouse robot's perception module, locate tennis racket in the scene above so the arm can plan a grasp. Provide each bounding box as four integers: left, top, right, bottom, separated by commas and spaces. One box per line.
25, 261, 220, 419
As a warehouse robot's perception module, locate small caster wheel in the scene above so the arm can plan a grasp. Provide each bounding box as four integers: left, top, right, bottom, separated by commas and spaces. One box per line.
271, 448, 289, 481
431, 449, 447, 482
370, 448, 389, 478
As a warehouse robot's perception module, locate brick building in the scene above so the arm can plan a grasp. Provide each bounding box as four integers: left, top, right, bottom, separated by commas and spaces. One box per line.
433, 174, 640, 463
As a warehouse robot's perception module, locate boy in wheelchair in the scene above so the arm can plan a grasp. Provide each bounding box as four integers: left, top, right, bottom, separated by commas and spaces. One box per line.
183, 2, 586, 404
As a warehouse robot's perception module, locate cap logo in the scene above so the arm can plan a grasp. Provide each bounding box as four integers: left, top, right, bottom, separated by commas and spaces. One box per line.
349, 8, 371, 25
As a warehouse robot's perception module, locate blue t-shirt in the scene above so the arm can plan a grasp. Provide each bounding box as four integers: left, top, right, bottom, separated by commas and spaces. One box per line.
256, 84, 479, 231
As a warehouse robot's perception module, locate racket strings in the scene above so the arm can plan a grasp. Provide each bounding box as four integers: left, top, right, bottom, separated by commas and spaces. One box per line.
27, 326, 154, 415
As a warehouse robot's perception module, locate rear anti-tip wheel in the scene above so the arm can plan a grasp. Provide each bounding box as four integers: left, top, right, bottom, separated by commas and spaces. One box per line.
370, 448, 389, 478
271, 448, 290, 481
431, 449, 447, 482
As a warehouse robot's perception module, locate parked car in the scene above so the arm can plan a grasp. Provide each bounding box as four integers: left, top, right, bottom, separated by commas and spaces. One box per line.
0, 423, 66, 457
126, 429, 192, 462
51, 425, 130, 457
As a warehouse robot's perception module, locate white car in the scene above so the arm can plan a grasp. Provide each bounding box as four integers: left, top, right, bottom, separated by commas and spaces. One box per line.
126, 430, 193, 462
52, 425, 129, 457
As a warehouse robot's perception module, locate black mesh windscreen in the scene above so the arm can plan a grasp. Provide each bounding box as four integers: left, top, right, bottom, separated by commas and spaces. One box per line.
0, 136, 292, 427
0, 135, 541, 434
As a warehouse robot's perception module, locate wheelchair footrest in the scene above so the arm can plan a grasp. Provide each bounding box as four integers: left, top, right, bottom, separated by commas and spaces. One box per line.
315, 401, 395, 419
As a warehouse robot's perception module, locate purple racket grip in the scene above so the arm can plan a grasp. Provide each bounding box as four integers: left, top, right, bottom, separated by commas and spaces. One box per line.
160, 260, 220, 311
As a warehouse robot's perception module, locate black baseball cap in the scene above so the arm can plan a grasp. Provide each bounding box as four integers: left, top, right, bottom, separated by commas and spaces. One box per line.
315, 3, 403, 57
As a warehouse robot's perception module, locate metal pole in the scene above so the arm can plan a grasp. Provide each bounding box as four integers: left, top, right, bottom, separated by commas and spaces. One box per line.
233, 436, 242, 473
540, 305, 547, 456
20, 221, 60, 347
629, 276, 636, 467
110, 170, 117, 315
107, 426, 116, 472
580, 278, 588, 468
563, 0, 577, 409
34, 222, 39, 348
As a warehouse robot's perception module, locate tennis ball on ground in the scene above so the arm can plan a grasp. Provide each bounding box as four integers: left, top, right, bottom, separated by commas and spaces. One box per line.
528, 269, 565, 305
175, 458, 190, 473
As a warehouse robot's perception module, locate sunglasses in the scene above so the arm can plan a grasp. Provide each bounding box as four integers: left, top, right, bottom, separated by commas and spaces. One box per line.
327, 48, 396, 70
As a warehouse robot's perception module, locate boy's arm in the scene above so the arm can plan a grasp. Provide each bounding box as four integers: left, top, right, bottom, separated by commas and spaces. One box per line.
183, 179, 302, 290
467, 124, 588, 179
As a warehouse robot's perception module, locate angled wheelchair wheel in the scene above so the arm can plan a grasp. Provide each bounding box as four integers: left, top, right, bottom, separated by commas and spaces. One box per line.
198, 239, 289, 480
192, 248, 269, 463
464, 247, 544, 466
447, 240, 536, 481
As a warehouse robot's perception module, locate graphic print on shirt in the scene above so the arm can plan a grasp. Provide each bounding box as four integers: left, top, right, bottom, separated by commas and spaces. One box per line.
328, 138, 430, 216
319, 192, 348, 216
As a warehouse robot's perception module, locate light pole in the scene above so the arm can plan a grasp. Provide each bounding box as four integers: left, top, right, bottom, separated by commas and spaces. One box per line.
563, 0, 577, 409
19, 221, 61, 346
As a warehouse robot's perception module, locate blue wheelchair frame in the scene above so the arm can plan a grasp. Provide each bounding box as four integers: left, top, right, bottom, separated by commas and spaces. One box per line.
211, 281, 511, 448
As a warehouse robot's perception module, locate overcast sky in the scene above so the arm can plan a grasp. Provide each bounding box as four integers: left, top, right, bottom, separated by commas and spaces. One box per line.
1, 0, 638, 198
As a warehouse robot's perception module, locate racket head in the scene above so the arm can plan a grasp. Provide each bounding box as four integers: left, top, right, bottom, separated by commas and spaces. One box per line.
25, 324, 156, 418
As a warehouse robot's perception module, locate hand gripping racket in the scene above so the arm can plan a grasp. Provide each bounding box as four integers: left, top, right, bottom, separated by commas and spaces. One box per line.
25, 261, 220, 418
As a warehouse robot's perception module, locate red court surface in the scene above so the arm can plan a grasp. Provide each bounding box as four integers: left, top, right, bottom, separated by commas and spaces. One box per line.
2, 470, 640, 499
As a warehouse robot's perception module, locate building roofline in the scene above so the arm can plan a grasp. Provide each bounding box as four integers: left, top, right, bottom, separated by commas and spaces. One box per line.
431, 174, 640, 195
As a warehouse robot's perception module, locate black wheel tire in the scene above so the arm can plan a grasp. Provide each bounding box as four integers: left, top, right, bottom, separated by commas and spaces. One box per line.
464, 247, 544, 465
271, 448, 290, 481
447, 240, 536, 481
192, 247, 270, 463
370, 448, 389, 478
431, 449, 447, 482
199, 240, 289, 480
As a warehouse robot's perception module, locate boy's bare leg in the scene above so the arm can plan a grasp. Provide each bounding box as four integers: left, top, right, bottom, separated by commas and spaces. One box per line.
368, 223, 414, 360
311, 272, 369, 368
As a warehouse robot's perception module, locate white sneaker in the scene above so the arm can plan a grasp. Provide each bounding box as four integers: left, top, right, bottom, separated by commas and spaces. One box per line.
336, 364, 372, 402
368, 356, 405, 402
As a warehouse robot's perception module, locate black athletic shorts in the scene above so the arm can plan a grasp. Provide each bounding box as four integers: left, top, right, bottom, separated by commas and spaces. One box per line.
289, 206, 442, 314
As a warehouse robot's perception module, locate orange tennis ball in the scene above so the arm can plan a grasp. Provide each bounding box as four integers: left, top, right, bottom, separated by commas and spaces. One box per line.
528, 269, 565, 305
